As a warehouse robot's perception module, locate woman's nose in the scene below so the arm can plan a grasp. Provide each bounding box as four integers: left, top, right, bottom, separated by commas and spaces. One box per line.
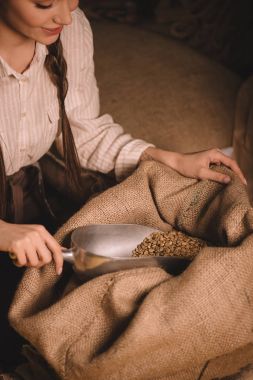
53, 2, 73, 25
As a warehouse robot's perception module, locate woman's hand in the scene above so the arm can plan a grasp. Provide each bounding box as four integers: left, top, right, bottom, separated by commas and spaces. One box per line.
0, 221, 63, 275
141, 147, 247, 185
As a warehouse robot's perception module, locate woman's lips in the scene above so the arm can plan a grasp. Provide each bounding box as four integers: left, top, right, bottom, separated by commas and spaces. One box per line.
42, 26, 63, 35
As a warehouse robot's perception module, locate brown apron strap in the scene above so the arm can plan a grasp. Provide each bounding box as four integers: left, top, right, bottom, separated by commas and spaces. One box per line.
7, 164, 56, 225
7, 168, 27, 224
36, 162, 57, 222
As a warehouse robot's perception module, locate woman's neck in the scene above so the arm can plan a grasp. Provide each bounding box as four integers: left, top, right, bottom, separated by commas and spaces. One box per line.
0, 20, 35, 74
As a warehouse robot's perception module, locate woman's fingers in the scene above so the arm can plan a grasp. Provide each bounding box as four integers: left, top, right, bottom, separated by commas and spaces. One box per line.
211, 150, 247, 185
199, 167, 231, 184
52, 250, 64, 275
25, 247, 40, 267
38, 227, 63, 275
33, 240, 52, 268
50, 243, 63, 276
12, 250, 27, 267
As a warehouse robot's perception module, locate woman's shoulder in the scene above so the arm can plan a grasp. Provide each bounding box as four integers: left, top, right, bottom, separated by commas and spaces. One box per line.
71, 7, 92, 35
61, 7, 93, 62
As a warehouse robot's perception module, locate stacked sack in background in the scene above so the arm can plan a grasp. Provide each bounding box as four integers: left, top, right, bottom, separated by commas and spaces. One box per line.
234, 75, 253, 206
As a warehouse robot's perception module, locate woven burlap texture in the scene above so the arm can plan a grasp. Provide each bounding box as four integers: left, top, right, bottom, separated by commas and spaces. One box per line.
9, 161, 253, 380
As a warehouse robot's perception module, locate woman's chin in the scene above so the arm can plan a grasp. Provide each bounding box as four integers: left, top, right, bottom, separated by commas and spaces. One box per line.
38, 34, 60, 45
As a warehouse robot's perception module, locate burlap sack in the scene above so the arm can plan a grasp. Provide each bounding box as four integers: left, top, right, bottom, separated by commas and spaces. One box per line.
233, 76, 253, 205
9, 161, 253, 380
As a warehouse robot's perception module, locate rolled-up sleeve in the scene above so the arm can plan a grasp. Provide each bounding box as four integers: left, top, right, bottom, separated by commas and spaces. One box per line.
57, 8, 153, 181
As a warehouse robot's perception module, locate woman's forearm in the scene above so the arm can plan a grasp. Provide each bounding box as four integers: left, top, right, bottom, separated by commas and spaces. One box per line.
140, 147, 181, 171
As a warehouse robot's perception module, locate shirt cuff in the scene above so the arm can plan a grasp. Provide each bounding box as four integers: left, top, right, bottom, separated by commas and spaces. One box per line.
115, 139, 155, 181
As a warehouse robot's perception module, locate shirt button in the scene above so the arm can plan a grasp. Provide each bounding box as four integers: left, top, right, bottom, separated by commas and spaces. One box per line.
21, 112, 26, 118
19, 78, 27, 86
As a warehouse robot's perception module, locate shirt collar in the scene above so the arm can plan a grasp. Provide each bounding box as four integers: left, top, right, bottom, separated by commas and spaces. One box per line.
0, 42, 48, 80
34, 42, 48, 61
0, 55, 13, 78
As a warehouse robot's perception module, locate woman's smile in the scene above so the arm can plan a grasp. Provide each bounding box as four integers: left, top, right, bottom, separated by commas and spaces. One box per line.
42, 26, 63, 36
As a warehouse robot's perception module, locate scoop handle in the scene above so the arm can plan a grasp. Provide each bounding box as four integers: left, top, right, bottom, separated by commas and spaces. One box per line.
62, 248, 74, 263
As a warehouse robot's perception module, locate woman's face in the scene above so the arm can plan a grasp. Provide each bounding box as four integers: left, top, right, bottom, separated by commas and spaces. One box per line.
0, 0, 79, 45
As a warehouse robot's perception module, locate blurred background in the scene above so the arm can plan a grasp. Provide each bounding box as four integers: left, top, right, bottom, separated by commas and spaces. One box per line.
79, 0, 253, 78
77, 0, 253, 203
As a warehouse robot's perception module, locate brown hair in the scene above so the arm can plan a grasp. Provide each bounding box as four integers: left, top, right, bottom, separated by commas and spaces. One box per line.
45, 37, 82, 190
0, 148, 7, 219
0, 37, 81, 219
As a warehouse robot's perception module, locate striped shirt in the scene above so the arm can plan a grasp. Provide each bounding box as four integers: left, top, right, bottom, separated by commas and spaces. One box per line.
0, 8, 152, 181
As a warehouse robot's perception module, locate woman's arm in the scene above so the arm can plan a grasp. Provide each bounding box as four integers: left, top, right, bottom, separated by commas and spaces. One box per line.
57, 9, 153, 182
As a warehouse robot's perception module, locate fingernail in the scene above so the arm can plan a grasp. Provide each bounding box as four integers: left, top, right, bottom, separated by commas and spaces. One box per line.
223, 176, 231, 184
57, 267, 63, 275
244, 178, 247, 186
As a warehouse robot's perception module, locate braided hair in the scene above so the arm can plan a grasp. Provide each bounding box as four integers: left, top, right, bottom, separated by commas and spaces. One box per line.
45, 37, 82, 191
0, 148, 6, 219
0, 37, 81, 219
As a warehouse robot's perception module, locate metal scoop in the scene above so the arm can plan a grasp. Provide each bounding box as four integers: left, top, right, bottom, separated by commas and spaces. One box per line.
62, 224, 191, 280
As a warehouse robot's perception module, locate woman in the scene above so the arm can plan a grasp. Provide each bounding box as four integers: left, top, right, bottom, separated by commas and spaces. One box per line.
0, 0, 246, 373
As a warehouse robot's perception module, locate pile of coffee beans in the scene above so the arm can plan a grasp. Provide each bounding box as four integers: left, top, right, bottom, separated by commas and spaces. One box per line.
132, 230, 206, 259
